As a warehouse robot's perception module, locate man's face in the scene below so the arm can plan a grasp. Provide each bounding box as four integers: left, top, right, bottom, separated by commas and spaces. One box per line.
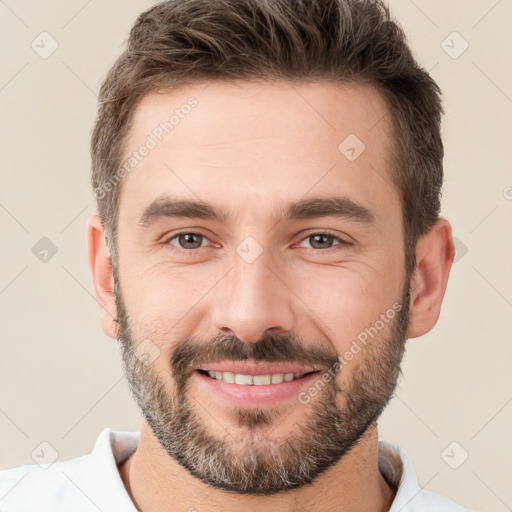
114, 80, 411, 494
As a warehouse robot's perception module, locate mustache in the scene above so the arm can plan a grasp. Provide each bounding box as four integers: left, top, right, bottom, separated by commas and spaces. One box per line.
171, 332, 340, 377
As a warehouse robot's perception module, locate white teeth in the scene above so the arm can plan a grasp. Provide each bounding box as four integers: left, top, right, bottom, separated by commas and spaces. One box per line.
271, 373, 284, 384
253, 374, 271, 385
234, 373, 253, 385
203, 371, 307, 385
222, 371, 235, 383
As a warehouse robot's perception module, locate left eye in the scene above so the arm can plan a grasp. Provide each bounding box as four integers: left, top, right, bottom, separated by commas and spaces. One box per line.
297, 233, 351, 250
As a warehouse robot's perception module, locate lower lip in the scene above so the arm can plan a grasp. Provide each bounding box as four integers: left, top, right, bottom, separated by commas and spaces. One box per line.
193, 370, 321, 408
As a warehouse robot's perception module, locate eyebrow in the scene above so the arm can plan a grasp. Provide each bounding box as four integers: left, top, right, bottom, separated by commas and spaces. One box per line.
137, 194, 376, 229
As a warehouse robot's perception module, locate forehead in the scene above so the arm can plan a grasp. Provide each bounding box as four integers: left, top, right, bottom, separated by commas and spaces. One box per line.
119, 80, 399, 228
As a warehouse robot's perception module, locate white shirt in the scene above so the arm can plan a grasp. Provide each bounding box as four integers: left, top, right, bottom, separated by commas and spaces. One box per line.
0, 428, 472, 511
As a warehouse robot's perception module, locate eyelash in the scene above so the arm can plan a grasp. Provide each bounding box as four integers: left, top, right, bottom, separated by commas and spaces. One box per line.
162, 230, 353, 254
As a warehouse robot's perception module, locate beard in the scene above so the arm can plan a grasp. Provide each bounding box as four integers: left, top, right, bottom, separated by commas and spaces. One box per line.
113, 269, 411, 495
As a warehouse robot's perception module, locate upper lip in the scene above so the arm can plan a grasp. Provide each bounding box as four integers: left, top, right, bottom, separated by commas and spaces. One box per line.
194, 361, 318, 376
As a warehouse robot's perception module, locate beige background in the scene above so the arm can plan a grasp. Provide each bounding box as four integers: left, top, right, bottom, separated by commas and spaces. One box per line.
0, 1, 511, 510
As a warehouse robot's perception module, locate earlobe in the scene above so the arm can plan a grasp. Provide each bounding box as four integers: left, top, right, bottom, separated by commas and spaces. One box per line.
406, 217, 455, 339
86, 215, 118, 340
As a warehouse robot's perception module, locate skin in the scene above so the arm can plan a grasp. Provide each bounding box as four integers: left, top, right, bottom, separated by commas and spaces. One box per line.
87, 80, 455, 512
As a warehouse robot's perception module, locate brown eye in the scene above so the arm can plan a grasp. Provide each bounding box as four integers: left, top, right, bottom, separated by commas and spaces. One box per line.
297, 232, 352, 251
308, 234, 336, 249
168, 232, 207, 250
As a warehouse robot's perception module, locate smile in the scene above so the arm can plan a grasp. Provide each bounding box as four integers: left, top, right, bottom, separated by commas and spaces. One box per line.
192, 362, 323, 407
197, 369, 317, 385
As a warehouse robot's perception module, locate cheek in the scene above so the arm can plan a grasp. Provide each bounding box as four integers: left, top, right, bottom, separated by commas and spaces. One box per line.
291, 264, 398, 347
123, 268, 213, 339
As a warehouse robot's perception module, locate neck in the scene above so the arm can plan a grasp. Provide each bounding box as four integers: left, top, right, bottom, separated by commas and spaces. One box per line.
119, 422, 396, 512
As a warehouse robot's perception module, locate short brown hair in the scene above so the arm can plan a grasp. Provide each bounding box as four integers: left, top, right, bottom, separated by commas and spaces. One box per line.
91, 0, 444, 281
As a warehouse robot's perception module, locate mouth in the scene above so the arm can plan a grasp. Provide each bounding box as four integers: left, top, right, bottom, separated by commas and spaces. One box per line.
196, 368, 319, 385
192, 362, 323, 407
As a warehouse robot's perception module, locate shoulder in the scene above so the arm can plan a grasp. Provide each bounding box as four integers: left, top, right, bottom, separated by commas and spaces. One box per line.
378, 440, 472, 512
406, 487, 473, 511
0, 428, 139, 512
0, 452, 92, 511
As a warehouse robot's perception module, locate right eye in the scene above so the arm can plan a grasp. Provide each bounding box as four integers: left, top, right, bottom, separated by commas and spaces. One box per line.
164, 232, 213, 252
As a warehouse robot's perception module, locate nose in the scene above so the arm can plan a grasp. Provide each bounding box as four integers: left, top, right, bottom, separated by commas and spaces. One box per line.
210, 251, 295, 343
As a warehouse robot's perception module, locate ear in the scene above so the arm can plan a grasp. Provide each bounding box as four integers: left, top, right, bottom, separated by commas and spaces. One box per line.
407, 217, 455, 339
86, 215, 118, 340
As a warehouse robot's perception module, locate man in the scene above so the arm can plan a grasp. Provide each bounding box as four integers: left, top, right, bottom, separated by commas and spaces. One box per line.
0, 0, 472, 510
